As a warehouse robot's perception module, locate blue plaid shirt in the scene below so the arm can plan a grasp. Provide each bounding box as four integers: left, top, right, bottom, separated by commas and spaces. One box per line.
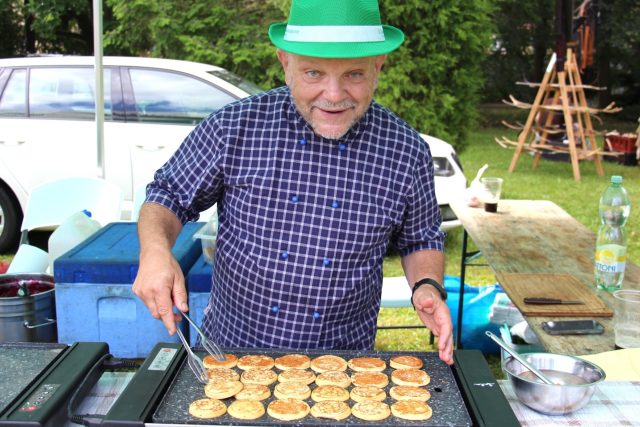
146, 86, 444, 350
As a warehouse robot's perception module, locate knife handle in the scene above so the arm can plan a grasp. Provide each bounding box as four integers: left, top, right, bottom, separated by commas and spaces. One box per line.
524, 297, 562, 304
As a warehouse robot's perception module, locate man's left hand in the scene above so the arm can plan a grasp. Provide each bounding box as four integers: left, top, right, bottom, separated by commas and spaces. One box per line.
412, 286, 454, 365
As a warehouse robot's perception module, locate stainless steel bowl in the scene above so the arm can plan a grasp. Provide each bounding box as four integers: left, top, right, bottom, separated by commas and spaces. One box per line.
503, 352, 605, 415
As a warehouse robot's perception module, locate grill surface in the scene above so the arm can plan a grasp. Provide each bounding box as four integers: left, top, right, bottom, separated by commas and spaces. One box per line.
0, 342, 67, 414
152, 348, 472, 426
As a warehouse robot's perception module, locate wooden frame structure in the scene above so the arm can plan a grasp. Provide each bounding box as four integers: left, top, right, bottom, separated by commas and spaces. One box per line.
497, 48, 621, 181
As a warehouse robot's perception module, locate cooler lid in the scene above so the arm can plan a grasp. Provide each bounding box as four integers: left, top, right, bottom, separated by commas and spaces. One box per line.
54, 222, 203, 284
186, 254, 213, 292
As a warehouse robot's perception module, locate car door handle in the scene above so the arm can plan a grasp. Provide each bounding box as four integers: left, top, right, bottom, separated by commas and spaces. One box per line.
0, 140, 26, 146
134, 144, 165, 151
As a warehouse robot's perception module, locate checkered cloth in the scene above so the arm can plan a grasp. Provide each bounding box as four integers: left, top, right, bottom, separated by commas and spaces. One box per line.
147, 86, 443, 350
499, 380, 640, 426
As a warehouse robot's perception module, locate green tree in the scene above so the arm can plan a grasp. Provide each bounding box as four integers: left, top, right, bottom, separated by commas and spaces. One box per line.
104, 0, 284, 89
377, 0, 494, 148
0, 0, 25, 57
24, 0, 94, 54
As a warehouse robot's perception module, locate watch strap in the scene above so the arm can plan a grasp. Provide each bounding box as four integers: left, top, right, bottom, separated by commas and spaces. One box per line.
411, 278, 447, 310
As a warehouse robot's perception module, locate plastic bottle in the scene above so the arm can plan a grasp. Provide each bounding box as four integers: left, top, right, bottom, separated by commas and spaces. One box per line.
594, 176, 631, 291
48, 210, 101, 274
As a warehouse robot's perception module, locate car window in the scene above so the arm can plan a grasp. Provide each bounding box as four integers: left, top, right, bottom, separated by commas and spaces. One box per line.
129, 69, 237, 124
0, 69, 27, 116
29, 67, 112, 119
208, 69, 263, 95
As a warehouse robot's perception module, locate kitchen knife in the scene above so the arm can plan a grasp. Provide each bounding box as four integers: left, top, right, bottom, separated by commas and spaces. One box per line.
523, 297, 584, 305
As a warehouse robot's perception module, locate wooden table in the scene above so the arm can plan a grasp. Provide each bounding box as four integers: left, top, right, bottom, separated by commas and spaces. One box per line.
450, 199, 640, 355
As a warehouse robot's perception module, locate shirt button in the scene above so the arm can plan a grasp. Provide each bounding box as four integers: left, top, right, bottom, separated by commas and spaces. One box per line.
322, 258, 331, 267
299, 138, 307, 146
281, 251, 289, 260
291, 195, 299, 203
331, 200, 340, 209
338, 143, 346, 151
312, 311, 321, 319
271, 305, 280, 313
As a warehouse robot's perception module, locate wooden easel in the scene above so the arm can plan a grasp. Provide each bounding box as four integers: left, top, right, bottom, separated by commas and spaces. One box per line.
496, 48, 621, 181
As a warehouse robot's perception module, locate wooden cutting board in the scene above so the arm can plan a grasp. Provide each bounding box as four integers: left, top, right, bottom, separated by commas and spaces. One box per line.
495, 272, 613, 317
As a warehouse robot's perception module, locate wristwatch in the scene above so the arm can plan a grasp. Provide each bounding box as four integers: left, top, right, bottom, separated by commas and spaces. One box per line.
411, 278, 447, 310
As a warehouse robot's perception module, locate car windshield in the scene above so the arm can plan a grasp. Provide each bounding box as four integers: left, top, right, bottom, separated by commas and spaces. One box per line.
208, 69, 264, 95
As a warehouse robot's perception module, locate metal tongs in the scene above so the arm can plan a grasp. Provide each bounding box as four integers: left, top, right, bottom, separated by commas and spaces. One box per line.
178, 309, 225, 362
174, 326, 209, 384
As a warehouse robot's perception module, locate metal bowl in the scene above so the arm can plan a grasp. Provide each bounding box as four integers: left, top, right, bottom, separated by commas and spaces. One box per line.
503, 352, 605, 415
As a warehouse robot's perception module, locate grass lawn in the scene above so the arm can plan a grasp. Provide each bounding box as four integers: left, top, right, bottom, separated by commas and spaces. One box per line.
375, 119, 639, 377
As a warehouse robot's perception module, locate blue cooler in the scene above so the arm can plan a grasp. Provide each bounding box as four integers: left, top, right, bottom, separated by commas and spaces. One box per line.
185, 255, 213, 347
54, 222, 203, 358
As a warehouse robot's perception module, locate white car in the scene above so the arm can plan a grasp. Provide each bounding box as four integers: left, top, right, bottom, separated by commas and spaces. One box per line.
0, 56, 464, 252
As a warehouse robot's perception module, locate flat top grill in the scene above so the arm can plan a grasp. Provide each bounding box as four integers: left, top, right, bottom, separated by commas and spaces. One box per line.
0, 343, 66, 414
152, 348, 472, 427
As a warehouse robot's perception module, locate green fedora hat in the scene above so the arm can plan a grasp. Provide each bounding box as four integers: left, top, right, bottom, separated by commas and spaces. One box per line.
269, 0, 405, 58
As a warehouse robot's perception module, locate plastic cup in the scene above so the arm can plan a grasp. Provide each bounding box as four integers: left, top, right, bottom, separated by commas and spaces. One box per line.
6, 244, 49, 274
481, 177, 503, 213
612, 290, 640, 349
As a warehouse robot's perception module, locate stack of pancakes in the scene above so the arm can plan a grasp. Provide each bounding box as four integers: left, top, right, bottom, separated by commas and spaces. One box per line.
188, 352, 433, 422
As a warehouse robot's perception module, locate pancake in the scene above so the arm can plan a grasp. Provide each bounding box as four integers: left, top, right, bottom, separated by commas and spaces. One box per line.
277, 368, 316, 385
351, 400, 391, 421
351, 371, 389, 388
203, 353, 237, 369
390, 385, 431, 402
204, 379, 243, 399
311, 385, 350, 402
348, 356, 386, 372
391, 400, 433, 421
310, 400, 351, 421
391, 369, 431, 386
274, 382, 311, 400
310, 355, 348, 373
266, 398, 310, 421
207, 367, 239, 382
390, 355, 423, 370
240, 368, 278, 386
237, 354, 275, 371
275, 354, 311, 370
227, 399, 265, 420
188, 398, 226, 419
315, 370, 351, 388
350, 385, 387, 402
234, 384, 271, 401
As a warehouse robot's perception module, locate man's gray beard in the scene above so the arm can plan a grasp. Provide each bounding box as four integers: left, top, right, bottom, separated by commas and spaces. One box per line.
296, 99, 359, 140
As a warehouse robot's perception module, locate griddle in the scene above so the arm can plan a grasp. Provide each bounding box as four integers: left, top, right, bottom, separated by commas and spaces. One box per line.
0, 342, 67, 415
0, 342, 110, 427
103, 344, 519, 427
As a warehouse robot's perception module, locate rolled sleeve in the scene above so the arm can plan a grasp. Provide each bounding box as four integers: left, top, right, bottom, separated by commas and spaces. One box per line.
145, 116, 226, 224
393, 142, 445, 257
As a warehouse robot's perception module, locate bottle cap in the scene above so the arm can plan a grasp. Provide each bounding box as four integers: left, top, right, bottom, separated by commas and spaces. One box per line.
82, 209, 93, 217
611, 175, 622, 185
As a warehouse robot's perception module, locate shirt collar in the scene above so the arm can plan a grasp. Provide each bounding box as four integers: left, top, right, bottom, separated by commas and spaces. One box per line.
284, 87, 372, 144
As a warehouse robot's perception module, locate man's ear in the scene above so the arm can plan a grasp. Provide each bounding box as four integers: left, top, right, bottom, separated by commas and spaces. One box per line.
276, 49, 289, 70
374, 54, 387, 73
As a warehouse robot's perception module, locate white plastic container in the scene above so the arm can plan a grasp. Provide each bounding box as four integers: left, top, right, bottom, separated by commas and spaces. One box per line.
48, 210, 101, 273
7, 244, 49, 274
193, 208, 218, 265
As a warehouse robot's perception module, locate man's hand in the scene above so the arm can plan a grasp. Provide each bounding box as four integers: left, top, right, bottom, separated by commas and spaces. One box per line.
132, 248, 188, 335
133, 202, 186, 335
412, 285, 454, 365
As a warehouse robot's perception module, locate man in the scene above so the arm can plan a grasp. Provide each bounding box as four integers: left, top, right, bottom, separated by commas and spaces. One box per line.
133, 0, 454, 365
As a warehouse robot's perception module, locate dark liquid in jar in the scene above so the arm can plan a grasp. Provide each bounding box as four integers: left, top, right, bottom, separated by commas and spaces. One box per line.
484, 202, 498, 213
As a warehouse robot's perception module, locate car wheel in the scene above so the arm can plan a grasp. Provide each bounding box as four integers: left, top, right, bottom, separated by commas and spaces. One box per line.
0, 187, 22, 253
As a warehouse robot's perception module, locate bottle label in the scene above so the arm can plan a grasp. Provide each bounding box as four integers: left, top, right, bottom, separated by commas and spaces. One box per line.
595, 244, 627, 273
